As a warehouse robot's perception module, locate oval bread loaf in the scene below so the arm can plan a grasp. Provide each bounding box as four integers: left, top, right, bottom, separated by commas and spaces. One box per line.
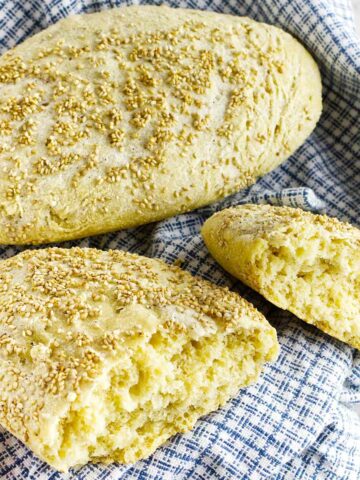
0, 5, 321, 244
0, 247, 278, 471
202, 204, 360, 349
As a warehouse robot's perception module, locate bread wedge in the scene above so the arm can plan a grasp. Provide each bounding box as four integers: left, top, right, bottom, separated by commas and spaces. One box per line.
0, 247, 278, 471
202, 204, 360, 349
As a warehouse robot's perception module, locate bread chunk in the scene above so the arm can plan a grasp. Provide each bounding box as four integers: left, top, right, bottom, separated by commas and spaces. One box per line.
0, 247, 278, 471
202, 204, 360, 349
0, 5, 321, 244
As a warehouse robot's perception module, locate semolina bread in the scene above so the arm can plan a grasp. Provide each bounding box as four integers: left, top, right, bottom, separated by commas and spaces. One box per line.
0, 247, 278, 471
202, 204, 360, 349
0, 5, 322, 244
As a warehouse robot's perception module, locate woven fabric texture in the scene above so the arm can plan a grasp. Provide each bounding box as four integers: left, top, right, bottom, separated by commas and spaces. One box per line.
0, 0, 359, 478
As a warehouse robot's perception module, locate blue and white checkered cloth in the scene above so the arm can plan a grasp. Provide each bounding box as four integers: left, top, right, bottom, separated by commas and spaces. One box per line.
0, 0, 359, 478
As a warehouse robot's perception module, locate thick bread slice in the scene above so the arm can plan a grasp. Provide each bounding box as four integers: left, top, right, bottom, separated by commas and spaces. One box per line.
0, 247, 278, 471
202, 204, 360, 349
0, 5, 321, 244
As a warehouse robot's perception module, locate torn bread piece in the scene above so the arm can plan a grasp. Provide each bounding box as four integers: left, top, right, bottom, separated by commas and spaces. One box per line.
0, 247, 278, 471
202, 204, 360, 349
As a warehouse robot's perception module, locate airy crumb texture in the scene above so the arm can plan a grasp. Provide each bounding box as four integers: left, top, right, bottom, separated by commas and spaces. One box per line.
202, 204, 360, 349
0, 5, 321, 244
0, 247, 278, 471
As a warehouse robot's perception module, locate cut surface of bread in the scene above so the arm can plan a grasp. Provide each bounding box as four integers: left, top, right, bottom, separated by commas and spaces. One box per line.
0, 247, 278, 471
202, 204, 360, 349
0, 5, 321, 244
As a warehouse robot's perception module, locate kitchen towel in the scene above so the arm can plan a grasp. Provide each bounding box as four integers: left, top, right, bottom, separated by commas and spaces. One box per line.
0, 0, 359, 479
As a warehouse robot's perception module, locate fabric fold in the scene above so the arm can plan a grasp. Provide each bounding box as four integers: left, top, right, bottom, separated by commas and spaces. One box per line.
0, 1, 359, 478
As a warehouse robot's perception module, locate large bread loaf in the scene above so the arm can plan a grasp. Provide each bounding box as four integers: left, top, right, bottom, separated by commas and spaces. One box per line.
0, 6, 321, 244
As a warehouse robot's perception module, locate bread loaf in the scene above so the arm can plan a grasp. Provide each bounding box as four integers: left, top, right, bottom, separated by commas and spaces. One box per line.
202, 204, 360, 349
0, 5, 321, 244
0, 247, 278, 471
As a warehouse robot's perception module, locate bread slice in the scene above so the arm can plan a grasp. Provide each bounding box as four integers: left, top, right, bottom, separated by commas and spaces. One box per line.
0, 5, 321, 244
0, 247, 278, 471
202, 204, 360, 349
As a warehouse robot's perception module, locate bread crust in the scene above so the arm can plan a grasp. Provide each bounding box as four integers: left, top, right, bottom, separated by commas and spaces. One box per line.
0, 6, 321, 244
0, 247, 278, 470
202, 204, 360, 349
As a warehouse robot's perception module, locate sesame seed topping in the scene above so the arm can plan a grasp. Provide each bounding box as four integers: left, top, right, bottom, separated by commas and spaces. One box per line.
0, 8, 307, 243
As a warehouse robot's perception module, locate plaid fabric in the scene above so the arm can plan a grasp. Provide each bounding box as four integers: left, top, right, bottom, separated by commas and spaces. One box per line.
0, 0, 359, 478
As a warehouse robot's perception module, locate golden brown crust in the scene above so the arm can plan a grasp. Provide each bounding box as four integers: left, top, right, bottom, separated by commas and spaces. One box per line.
0, 6, 321, 244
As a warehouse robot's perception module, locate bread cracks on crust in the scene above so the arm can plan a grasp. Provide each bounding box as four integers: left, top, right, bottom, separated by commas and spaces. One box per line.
0, 247, 278, 471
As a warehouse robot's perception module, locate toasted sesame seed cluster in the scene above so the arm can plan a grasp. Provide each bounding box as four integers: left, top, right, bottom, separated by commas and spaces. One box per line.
202, 205, 360, 349
0, 5, 321, 244
0, 247, 278, 471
